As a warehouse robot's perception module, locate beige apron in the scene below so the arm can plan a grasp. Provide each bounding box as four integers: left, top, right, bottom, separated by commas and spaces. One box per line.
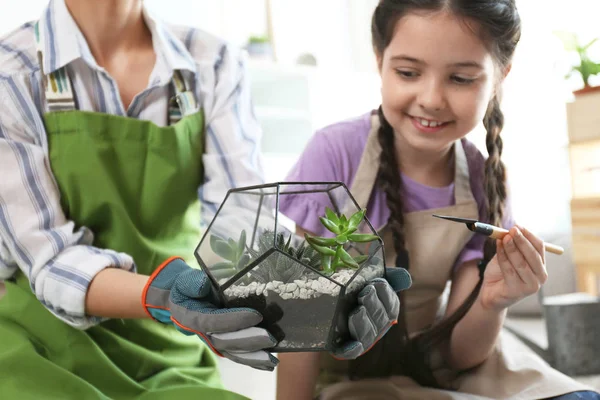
318, 114, 591, 400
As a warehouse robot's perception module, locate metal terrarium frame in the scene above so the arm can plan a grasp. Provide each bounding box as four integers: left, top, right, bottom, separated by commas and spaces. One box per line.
194, 181, 387, 351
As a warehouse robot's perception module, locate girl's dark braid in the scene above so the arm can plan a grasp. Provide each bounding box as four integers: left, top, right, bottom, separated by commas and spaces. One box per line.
375, 106, 437, 386
376, 106, 407, 257
482, 96, 507, 261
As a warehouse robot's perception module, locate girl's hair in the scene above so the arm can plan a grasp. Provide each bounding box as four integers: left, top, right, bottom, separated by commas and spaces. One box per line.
368, 0, 520, 387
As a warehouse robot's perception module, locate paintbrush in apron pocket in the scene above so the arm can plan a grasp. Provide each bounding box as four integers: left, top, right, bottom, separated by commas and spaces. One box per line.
432, 215, 564, 255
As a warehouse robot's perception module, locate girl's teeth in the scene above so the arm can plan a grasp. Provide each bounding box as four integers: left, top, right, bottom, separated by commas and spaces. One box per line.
418, 118, 442, 128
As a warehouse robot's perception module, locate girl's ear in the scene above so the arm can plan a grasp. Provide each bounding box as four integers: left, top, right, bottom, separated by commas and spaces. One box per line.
502, 63, 512, 80
491, 63, 512, 100
376, 52, 384, 74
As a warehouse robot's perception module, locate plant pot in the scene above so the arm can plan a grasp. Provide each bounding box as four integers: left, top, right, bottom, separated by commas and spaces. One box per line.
573, 85, 600, 97
194, 182, 386, 352
246, 42, 273, 61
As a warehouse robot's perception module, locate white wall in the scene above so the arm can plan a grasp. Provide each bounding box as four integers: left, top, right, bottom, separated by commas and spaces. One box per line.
2, 0, 599, 236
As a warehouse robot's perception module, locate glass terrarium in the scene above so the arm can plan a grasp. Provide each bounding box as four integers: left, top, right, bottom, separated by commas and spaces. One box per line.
194, 182, 386, 352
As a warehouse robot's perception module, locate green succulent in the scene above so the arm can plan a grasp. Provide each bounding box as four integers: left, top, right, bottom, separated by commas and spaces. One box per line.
209, 230, 250, 281
304, 208, 379, 275
247, 230, 321, 284
555, 31, 600, 88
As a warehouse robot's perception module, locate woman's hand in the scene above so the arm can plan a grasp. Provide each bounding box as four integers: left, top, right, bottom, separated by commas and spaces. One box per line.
479, 225, 548, 312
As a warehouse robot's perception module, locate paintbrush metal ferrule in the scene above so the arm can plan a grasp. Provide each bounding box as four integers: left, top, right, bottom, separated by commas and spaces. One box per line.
472, 222, 495, 237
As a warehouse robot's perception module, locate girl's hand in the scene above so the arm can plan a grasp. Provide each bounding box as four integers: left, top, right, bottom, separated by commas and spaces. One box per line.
479, 225, 548, 312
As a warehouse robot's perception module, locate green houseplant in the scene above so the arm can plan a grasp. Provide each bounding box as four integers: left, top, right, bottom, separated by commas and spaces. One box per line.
554, 31, 600, 96
246, 34, 273, 60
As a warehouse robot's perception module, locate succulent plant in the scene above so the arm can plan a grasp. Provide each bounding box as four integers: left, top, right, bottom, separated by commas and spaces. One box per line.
304, 208, 379, 275
554, 31, 600, 90
247, 230, 321, 284
209, 230, 250, 281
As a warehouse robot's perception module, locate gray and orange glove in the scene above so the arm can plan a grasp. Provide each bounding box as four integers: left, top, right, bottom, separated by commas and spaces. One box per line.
142, 257, 279, 371
331, 267, 411, 359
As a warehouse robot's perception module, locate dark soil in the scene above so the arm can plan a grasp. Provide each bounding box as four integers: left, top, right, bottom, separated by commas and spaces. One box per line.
226, 291, 355, 351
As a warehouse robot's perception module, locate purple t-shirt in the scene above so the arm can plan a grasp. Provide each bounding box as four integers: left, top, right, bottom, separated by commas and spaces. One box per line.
279, 112, 514, 269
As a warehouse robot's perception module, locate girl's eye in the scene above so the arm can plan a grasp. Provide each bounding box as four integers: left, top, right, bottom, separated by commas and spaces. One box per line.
451, 75, 476, 85
395, 70, 419, 79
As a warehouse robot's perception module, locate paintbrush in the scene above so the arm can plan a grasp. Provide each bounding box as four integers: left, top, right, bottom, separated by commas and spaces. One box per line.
432, 214, 564, 255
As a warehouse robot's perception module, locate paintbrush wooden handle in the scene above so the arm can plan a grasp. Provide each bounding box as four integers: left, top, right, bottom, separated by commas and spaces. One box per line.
488, 227, 564, 255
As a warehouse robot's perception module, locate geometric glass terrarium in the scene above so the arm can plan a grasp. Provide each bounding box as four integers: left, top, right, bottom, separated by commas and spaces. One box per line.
194, 182, 385, 352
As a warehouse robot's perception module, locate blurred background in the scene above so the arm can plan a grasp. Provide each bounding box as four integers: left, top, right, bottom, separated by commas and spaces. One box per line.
2, 1, 600, 398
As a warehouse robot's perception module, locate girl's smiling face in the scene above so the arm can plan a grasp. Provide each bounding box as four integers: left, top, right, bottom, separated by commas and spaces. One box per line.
378, 10, 499, 154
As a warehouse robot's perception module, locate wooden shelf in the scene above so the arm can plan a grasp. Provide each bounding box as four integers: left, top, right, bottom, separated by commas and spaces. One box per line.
571, 196, 600, 294
567, 91, 600, 295
566, 90, 600, 143
569, 139, 600, 198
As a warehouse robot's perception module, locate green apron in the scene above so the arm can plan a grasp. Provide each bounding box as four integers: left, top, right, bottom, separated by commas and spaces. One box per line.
0, 40, 248, 399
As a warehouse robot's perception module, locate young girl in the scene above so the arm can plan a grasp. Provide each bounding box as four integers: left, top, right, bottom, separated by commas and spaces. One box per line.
276, 1, 599, 399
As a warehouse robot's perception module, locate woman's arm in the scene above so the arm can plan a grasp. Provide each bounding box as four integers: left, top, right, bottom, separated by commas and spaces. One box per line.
85, 268, 150, 319
0, 78, 136, 329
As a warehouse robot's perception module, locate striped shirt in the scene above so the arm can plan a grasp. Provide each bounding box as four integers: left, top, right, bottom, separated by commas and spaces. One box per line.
0, 0, 265, 328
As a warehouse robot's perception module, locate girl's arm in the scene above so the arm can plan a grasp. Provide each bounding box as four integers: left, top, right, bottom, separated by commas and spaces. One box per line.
443, 225, 546, 370
443, 259, 505, 370
277, 352, 321, 400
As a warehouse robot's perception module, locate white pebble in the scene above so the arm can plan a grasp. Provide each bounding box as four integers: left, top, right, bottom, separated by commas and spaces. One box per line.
285, 283, 298, 293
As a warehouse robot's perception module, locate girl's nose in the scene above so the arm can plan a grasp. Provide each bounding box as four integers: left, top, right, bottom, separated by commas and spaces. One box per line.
417, 79, 447, 112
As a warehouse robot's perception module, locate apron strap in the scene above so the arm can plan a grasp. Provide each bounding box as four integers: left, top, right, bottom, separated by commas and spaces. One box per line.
34, 21, 197, 125
347, 112, 381, 212
453, 139, 475, 205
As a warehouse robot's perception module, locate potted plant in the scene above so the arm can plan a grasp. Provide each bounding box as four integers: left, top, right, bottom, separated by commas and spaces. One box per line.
245, 34, 273, 61
554, 31, 600, 96
194, 182, 386, 352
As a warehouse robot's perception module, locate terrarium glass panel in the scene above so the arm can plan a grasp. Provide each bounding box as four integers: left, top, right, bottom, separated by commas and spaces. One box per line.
195, 190, 277, 287
195, 182, 386, 352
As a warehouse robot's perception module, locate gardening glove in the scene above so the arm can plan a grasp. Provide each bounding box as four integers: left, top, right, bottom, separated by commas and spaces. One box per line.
331, 267, 411, 360
142, 256, 279, 371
